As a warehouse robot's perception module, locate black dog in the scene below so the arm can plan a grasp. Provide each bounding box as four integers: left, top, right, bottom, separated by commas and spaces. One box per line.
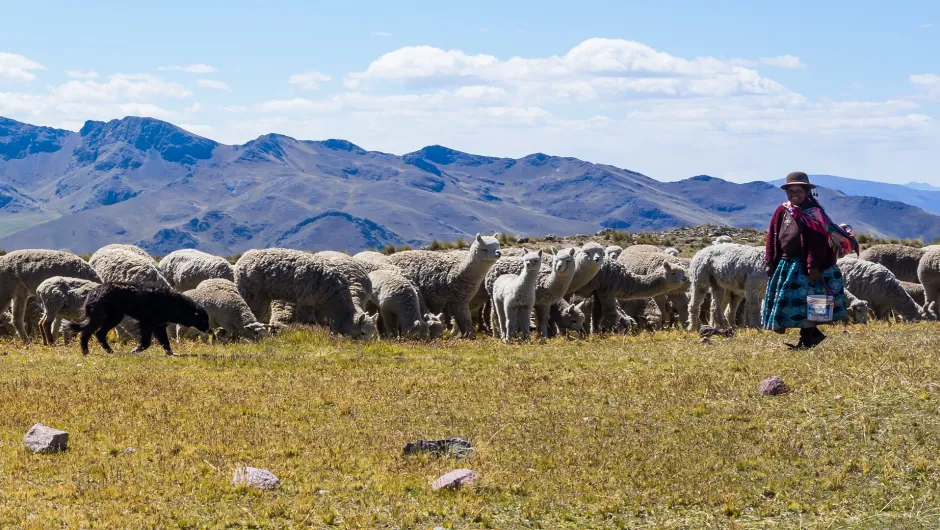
69, 283, 210, 356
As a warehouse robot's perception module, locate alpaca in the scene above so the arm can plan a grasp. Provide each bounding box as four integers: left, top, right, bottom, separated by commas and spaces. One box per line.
687, 244, 766, 330
858, 244, 926, 284
838, 257, 930, 321
0, 249, 101, 343
386, 234, 502, 338
491, 249, 542, 340
484, 247, 577, 338
918, 248, 940, 318
234, 248, 376, 340
69, 283, 210, 356
575, 260, 688, 333
158, 249, 235, 292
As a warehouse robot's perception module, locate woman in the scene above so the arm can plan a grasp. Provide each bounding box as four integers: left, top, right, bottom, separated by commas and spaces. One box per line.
763, 172, 858, 348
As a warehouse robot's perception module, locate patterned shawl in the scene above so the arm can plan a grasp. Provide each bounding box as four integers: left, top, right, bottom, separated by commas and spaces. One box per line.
784, 201, 859, 258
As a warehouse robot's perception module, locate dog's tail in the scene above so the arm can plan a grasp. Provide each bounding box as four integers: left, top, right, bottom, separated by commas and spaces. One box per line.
67, 320, 86, 333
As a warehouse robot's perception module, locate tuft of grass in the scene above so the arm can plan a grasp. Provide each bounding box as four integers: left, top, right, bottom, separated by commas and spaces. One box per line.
3, 324, 940, 527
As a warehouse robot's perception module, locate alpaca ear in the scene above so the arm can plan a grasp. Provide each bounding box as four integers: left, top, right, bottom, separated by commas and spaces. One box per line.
574, 301, 585, 310
522, 246, 529, 254
475, 233, 483, 243
356, 313, 365, 325
371, 313, 379, 324
435, 312, 444, 320
551, 246, 557, 255
537, 249, 543, 258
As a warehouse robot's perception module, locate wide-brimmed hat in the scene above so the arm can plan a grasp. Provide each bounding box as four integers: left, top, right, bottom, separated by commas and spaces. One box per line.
780, 171, 816, 190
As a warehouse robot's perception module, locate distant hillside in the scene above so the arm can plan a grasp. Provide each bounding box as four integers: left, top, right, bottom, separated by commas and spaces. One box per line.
769, 174, 940, 215
2, 115, 939, 254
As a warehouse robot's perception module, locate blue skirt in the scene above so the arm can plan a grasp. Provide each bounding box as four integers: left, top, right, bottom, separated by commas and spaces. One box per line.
762, 257, 848, 330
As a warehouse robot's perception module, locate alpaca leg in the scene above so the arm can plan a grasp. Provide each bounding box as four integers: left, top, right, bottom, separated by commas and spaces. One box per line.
725, 293, 742, 328
379, 308, 397, 338
710, 287, 729, 328
51, 317, 63, 344
494, 298, 507, 340
505, 303, 519, 340
38, 313, 50, 346
520, 306, 533, 340
687, 285, 707, 331
598, 293, 622, 332
11, 295, 30, 343
535, 305, 550, 338
652, 296, 668, 328
449, 303, 474, 338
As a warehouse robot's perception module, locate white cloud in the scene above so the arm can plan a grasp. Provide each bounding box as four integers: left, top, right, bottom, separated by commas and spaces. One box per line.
288, 71, 332, 90
66, 70, 99, 79
910, 74, 940, 99
731, 55, 807, 69
373, 31, 392, 37
344, 39, 791, 101
185, 101, 203, 112
0, 52, 45, 82
179, 123, 213, 136
51, 73, 192, 101
158, 64, 219, 73
919, 23, 933, 29
197, 79, 231, 91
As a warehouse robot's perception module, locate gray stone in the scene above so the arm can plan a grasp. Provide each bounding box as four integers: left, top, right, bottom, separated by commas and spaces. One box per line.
403, 437, 473, 459
232, 465, 280, 490
758, 376, 789, 396
431, 468, 480, 491
23, 423, 69, 453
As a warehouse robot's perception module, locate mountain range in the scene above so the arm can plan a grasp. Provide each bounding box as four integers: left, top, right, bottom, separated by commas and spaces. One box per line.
1, 115, 939, 255
770, 175, 940, 215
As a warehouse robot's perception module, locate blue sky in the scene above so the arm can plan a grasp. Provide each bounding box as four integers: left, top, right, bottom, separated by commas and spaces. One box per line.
1, 0, 938, 184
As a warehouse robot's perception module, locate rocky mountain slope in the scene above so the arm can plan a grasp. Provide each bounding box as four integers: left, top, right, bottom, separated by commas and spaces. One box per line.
1, 115, 939, 254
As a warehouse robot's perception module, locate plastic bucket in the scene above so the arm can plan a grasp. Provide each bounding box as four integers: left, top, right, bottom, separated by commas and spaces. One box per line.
806, 294, 834, 322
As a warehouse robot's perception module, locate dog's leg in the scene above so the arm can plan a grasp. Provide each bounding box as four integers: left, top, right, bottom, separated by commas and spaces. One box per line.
130, 323, 153, 354
153, 326, 175, 356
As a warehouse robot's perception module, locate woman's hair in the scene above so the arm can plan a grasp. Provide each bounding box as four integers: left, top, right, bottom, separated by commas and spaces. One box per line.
802, 186, 823, 209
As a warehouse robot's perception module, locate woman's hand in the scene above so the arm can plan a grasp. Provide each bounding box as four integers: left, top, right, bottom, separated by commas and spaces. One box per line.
807, 267, 821, 282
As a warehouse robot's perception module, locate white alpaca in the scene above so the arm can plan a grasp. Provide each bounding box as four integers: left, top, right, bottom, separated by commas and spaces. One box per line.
687, 244, 767, 330
491, 249, 542, 340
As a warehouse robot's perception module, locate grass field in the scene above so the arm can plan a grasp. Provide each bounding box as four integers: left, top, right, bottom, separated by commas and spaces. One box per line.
2, 323, 940, 528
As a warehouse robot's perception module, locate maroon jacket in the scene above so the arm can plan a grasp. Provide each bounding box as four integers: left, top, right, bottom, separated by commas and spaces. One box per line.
765, 204, 837, 276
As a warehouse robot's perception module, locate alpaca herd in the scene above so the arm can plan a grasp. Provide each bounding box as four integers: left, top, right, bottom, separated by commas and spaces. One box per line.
0, 237, 938, 353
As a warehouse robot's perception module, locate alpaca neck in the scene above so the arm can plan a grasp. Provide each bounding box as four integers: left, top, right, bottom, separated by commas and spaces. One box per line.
615, 270, 670, 299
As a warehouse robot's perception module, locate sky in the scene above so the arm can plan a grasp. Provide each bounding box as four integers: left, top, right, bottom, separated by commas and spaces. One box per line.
1, 0, 939, 185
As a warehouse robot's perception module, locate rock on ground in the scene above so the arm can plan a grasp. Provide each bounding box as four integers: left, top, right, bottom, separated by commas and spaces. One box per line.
23, 424, 69, 453
431, 468, 480, 491
758, 376, 789, 396
232, 465, 280, 490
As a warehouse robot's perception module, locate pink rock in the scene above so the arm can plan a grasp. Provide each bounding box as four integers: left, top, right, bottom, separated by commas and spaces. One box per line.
431, 468, 480, 491
758, 376, 789, 396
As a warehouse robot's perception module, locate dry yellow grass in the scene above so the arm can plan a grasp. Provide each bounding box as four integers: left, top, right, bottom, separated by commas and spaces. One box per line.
1, 323, 940, 528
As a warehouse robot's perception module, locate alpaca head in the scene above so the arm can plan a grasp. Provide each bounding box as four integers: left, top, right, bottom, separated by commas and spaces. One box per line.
521, 248, 542, 273
848, 299, 871, 324
579, 242, 605, 265
552, 247, 576, 276
404, 319, 430, 340
563, 301, 587, 333
663, 247, 680, 256
425, 312, 446, 339
350, 311, 379, 341
469, 233, 502, 263
661, 261, 689, 290
605, 245, 623, 262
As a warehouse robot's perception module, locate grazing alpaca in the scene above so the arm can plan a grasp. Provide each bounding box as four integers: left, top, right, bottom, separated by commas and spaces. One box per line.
492, 249, 543, 340
69, 283, 210, 356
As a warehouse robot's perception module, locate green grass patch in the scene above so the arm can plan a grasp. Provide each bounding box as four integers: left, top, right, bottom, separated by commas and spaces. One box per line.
1, 323, 940, 527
